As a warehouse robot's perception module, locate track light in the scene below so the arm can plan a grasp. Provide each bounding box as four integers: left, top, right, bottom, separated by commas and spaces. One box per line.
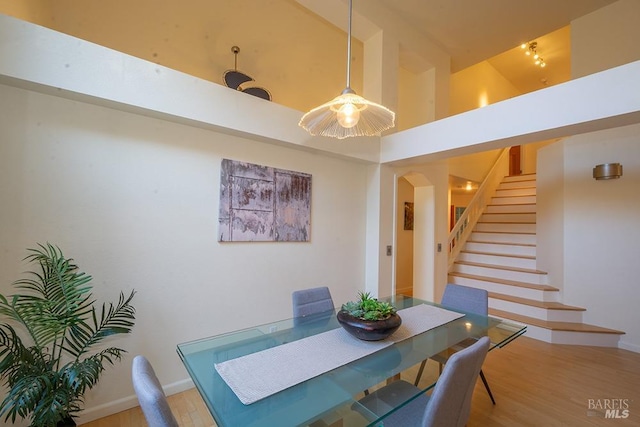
520, 41, 546, 68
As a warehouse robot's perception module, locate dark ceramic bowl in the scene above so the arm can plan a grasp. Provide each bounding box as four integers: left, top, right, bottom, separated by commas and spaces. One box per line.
336, 311, 402, 341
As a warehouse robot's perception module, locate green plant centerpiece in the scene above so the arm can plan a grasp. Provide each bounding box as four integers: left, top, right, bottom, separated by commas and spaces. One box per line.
337, 292, 401, 341
0, 243, 136, 427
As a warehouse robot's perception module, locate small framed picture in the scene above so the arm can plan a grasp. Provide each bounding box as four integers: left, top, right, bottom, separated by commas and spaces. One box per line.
404, 202, 414, 231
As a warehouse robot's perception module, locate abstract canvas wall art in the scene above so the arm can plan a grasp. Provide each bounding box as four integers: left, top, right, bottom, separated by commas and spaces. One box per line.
218, 159, 312, 242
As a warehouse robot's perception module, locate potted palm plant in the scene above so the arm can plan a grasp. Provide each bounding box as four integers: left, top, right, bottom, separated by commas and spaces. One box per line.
337, 292, 402, 341
0, 243, 136, 427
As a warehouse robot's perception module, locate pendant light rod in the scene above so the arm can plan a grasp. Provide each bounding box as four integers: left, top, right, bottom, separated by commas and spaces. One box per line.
345, 0, 352, 91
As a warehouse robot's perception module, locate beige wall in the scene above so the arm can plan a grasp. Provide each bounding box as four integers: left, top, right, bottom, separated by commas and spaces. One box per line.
397, 66, 435, 131
449, 61, 521, 116
0, 0, 364, 114
395, 177, 414, 295
572, 0, 640, 78
0, 0, 54, 26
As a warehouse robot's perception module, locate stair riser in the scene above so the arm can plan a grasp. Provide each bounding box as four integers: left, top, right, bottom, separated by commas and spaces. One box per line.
491, 195, 537, 205
475, 223, 536, 233
495, 188, 537, 197
465, 242, 536, 257
481, 213, 537, 223
470, 232, 536, 245
522, 326, 622, 347
498, 180, 537, 190
489, 299, 584, 322
448, 275, 558, 301
485, 204, 536, 214
452, 264, 547, 285
480, 212, 536, 223
458, 252, 537, 270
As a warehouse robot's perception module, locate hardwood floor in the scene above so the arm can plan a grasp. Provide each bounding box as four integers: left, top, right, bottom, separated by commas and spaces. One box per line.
81, 336, 640, 426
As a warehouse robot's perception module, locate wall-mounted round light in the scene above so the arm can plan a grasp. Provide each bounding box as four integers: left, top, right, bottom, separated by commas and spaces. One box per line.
593, 163, 623, 180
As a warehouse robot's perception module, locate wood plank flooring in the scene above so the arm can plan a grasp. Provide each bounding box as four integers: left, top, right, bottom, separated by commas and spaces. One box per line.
81, 336, 640, 426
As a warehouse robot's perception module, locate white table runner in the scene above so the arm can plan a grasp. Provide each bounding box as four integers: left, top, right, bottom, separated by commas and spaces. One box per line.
215, 304, 464, 405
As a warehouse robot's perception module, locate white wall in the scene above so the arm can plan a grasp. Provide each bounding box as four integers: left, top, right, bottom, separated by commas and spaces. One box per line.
536, 142, 566, 294
413, 185, 435, 301
0, 83, 369, 423
538, 125, 640, 352
562, 125, 640, 351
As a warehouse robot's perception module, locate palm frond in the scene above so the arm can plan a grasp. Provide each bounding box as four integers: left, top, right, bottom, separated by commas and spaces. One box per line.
65, 291, 136, 358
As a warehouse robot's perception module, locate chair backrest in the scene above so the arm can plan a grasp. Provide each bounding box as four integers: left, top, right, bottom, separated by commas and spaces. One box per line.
132, 355, 180, 427
441, 284, 488, 316
292, 286, 334, 318
422, 336, 491, 427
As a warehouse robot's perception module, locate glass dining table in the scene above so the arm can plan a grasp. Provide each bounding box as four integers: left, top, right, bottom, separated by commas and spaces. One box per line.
176, 295, 526, 427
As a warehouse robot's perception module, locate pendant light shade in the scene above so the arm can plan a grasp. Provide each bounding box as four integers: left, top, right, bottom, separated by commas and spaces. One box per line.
299, 0, 395, 139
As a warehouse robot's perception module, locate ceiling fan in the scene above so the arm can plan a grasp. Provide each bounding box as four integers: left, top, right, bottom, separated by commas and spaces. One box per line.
223, 46, 272, 101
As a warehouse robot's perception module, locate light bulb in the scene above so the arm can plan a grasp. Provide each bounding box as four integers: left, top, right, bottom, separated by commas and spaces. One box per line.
520, 43, 526, 49
540, 62, 546, 68
534, 53, 539, 59
525, 50, 531, 56
337, 102, 360, 128
535, 59, 541, 65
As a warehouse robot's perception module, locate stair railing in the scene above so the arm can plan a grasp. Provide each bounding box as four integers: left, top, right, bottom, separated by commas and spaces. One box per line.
448, 147, 510, 270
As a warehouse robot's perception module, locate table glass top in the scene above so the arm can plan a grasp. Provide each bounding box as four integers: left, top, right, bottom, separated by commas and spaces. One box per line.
176, 295, 526, 427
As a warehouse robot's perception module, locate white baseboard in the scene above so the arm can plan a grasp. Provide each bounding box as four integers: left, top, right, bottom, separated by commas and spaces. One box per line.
619, 341, 640, 353
77, 378, 195, 424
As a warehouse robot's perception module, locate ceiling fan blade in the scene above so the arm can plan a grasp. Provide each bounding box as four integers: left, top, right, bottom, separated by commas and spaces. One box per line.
242, 87, 272, 101
223, 70, 254, 90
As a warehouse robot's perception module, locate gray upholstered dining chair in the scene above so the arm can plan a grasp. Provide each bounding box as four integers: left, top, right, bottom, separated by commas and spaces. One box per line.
356, 336, 491, 426
132, 355, 180, 427
414, 283, 496, 404
292, 286, 334, 318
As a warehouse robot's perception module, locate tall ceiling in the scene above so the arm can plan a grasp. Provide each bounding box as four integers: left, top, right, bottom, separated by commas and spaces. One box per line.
376, 0, 617, 93
379, 0, 616, 71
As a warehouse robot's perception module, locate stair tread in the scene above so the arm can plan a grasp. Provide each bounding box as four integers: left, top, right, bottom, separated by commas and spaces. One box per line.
493, 195, 536, 198
467, 240, 536, 248
448, 272, 558, 291
488, 292, 585, 311
455, 260, 547, 274
489, 309, 625, 334
503, 173, 536, 179
461, 250, 536, 260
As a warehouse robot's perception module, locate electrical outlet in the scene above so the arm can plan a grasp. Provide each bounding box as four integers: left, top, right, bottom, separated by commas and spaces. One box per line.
386, 245, 392, 256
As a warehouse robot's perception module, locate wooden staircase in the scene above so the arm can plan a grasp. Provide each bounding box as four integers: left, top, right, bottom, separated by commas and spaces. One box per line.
449, 173, 624, 347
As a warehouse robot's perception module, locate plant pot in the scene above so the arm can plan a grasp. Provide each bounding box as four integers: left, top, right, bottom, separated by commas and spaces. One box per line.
336, 311, 402, 341
57, 416, 76, 427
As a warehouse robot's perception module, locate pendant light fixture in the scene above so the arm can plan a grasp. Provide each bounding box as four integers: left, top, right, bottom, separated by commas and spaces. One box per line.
299, 0, 395, 139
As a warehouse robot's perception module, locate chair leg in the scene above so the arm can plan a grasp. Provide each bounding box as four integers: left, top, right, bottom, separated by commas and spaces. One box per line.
479, 369, 496, 405
414, 360, 427, 386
